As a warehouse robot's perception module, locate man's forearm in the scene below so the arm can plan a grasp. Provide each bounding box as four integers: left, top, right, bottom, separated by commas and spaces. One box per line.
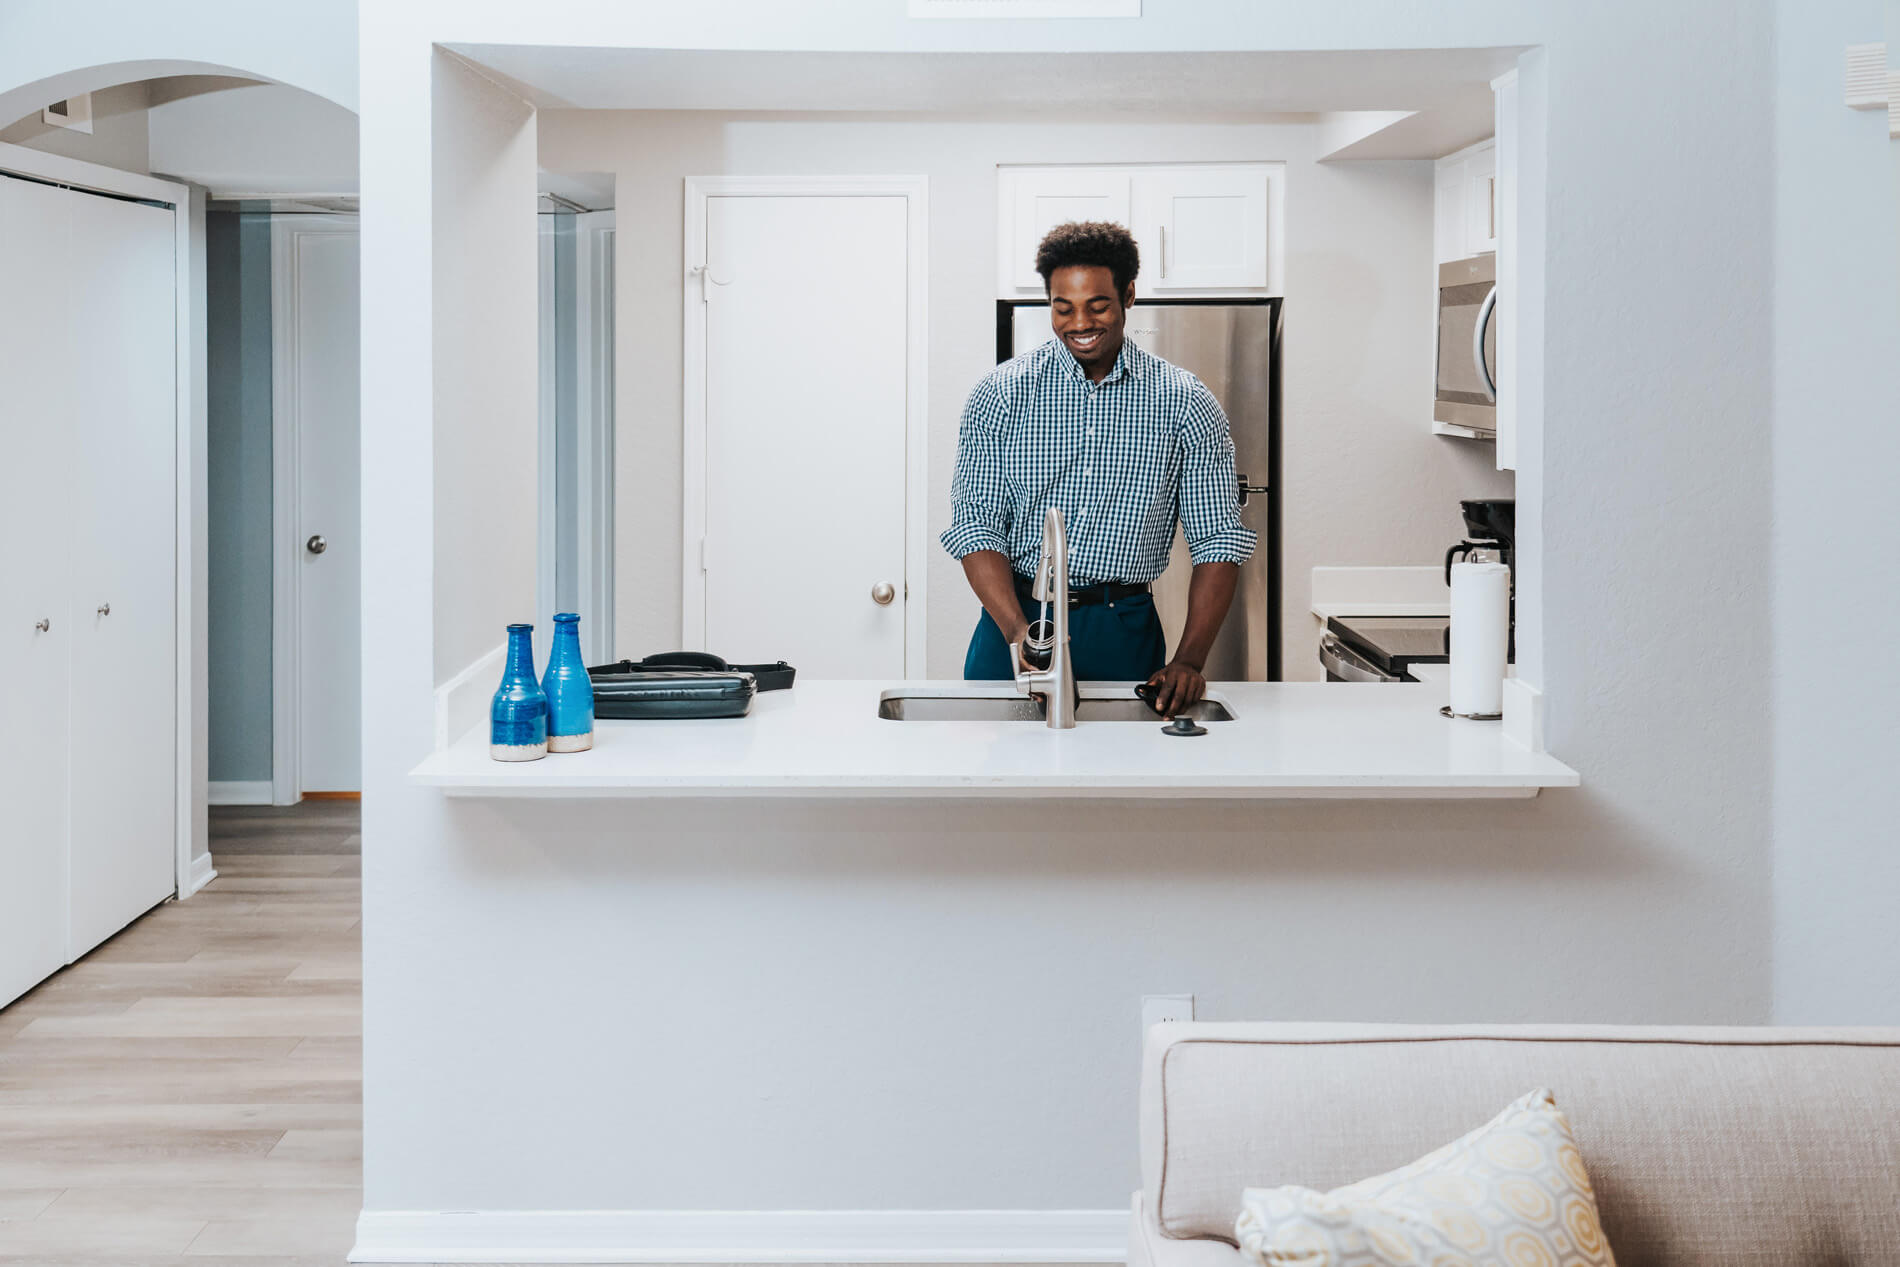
1173, 562, 1240, 670
960, 550, 1029, 643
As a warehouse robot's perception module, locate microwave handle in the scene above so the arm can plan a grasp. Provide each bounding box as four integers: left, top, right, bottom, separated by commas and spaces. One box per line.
1473, 284, 1498, 403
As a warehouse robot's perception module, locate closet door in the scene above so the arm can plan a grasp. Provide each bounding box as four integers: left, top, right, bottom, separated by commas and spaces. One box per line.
64, 190, 178, 958
0, 174, 74, 1004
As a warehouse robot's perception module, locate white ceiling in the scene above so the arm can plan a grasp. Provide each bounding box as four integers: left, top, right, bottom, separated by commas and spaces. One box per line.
1315, 85, 1498, 162
451, 46, 1523, 116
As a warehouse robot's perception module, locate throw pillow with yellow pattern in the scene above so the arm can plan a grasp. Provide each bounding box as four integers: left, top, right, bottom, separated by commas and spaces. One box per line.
1234, 1088, 1616, 1267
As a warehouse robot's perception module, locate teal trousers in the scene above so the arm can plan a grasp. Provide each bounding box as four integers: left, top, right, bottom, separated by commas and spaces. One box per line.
962, 590, 1167, 682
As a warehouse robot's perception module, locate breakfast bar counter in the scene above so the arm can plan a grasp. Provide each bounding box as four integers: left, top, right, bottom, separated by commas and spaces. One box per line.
410, 680, 1578, 799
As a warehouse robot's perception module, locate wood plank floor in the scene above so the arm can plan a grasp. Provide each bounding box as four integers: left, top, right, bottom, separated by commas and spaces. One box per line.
3, 803, 954, 1266
0, 801, 364, 1265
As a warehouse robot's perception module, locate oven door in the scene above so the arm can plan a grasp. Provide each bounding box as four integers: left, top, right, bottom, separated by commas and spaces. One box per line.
1435, 255, 1498, 432
1319, 634, 1403, 683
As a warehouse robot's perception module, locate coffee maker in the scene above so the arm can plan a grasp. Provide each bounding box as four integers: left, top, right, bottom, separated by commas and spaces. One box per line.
1445, 499, 1515, 578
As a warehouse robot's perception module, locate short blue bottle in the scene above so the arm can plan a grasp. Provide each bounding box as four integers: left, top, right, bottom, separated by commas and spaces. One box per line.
489, 623, 548, 762
541, 612, 595, 753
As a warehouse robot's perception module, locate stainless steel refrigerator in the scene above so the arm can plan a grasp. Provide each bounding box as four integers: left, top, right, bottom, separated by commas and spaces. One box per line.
1000, 299, 1281, 680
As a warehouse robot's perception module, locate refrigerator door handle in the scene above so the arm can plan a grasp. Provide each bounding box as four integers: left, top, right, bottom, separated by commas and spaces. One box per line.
1236, 474, 1269, 507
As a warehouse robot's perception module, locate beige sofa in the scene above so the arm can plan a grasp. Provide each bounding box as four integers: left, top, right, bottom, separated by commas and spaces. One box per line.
1133, 1023, 1900, 1266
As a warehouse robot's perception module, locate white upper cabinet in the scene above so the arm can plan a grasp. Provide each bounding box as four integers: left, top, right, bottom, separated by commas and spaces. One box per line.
1007, 169, 1132, 290
1434, 138, 1497, 264
1136, 165, 1272, 292
999, 163, 1283, 297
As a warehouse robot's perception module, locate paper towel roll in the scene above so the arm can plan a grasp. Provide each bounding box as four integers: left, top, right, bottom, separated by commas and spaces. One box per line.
1449, 560, 1511, 718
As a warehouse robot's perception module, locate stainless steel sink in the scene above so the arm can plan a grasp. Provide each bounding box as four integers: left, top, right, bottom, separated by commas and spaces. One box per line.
877, 691, 1235, 723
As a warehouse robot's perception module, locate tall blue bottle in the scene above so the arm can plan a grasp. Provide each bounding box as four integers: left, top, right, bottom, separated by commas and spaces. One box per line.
489, 623, 548, 762
542, 612, 595, 753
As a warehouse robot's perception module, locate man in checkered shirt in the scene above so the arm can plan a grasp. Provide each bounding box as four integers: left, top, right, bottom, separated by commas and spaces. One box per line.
942, 221, 1255, 714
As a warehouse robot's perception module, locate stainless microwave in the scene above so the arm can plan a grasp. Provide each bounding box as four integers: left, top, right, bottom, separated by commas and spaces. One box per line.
1435, 254, 1498, 433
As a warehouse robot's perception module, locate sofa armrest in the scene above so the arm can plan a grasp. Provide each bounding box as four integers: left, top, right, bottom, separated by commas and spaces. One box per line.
1139, 1021, 1192, 1236
1129, 1190, 1246, 1267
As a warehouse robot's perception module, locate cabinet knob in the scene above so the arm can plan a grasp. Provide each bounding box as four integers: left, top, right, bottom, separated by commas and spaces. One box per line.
35, 618, 50, 633
870, 582, 896, 607
96, 602, 110, 617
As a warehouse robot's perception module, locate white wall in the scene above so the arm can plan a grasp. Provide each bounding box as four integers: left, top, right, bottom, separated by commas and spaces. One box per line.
536, 112, 1511, 677
0, 0, 355, 129
356, 0, 1795, 1229
1770, 0, 1900, 1022
430, 54, 540, 684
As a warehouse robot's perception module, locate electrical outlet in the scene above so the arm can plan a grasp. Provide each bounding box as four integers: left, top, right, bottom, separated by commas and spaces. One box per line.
1141, 993, 1195, 1032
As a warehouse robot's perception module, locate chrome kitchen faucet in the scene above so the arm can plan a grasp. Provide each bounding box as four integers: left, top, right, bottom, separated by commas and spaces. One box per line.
1014, 506, 1078, 729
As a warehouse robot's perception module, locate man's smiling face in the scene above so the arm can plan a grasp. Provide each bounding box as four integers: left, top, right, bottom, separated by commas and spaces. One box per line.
1048, 264, 1133, 375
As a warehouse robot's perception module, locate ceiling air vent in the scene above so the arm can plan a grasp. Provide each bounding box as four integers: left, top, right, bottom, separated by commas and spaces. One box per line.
42, 91, 93, 134
910, 0, 1139, 17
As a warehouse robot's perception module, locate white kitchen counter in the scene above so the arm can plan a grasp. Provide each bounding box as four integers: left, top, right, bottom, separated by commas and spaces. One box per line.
410, 680, 1577, 799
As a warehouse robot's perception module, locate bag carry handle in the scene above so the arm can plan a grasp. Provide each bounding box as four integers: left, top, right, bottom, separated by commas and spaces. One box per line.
638, 651, 729, 671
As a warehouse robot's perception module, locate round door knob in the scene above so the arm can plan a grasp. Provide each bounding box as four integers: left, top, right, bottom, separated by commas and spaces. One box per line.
35, 618, 50, 633
96, 602, 110, 617
306, 535, 328, 555
870, 582, 896, 606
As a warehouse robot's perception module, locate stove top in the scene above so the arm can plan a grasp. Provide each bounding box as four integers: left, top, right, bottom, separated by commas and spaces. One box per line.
1327, 614, 1451, 677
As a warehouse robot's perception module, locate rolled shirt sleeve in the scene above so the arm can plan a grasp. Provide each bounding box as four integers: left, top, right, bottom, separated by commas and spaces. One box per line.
1177, 382, 1258, 566
940, 376, 1015, 560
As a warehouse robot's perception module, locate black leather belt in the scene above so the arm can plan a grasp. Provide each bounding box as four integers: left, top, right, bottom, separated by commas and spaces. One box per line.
1013, 576, 1149, 608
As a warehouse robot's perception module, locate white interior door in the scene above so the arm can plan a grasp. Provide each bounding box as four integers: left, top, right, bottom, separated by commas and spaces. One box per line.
284, 224, 361, 793
697, 194, 910, 677
65, 188, 178, 958
0, 173, 75, 1003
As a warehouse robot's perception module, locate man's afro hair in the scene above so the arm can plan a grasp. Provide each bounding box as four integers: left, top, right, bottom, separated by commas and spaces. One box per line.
1034, 220, 1140, 295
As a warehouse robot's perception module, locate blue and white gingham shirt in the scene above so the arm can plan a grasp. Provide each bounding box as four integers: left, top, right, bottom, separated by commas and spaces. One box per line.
941, 336, 1256, 585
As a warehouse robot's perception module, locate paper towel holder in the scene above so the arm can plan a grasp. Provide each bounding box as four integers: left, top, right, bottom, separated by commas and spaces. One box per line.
1441, 704, 1503, 721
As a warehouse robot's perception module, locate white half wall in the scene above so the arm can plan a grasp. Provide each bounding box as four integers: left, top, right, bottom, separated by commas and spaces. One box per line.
359, 0, 1787, 1238
338, 0, 1869, 1246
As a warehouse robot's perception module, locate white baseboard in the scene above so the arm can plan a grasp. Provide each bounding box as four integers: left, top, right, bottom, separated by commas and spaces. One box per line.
436, 642, 508, 751
351, 1208, 1128, 1265
183, 850, 218, 896
207, 780, 273, 806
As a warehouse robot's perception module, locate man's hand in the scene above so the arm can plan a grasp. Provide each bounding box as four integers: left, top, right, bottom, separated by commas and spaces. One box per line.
1146, 660, 1207, 716
1152, 562, 1239, 712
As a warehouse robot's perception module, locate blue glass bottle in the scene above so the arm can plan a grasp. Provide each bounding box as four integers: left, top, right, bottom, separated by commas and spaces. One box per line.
489, 623, 548, 762
542, 612, 595, 753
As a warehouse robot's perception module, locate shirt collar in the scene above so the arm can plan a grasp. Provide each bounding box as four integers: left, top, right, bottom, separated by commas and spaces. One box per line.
1058, 335, 1140, 385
